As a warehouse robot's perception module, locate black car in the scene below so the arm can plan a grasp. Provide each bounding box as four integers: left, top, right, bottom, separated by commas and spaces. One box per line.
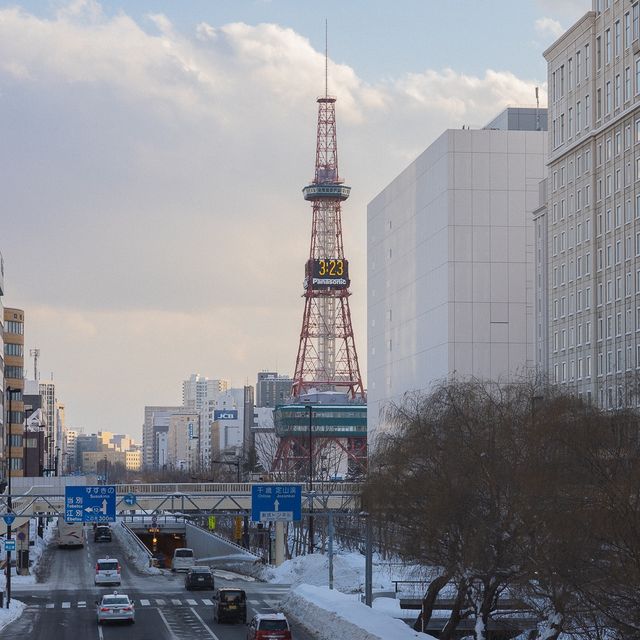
184, 566, 214, 590
212, 588, 247, 624
94, 526, 112, 542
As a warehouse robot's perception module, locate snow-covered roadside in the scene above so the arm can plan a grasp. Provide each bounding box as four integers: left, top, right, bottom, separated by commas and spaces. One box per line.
281, 584, 437, 640
0, 520, 54, 630
111, 521, 162, 575
0, 598, 26, 632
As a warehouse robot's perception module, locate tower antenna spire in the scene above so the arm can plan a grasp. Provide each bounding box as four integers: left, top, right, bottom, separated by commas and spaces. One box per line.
325, 19, 328, 98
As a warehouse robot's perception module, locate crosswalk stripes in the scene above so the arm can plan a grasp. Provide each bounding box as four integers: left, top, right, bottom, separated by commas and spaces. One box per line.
27, 597, 222, 610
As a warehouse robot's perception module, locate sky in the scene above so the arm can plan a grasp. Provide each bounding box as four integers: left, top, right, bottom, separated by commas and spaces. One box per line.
0, 0, 587, 439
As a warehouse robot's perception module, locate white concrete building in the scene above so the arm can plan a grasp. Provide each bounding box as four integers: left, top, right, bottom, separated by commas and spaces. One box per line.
182, 374, 228, 412
367, 107, 548, 440
536, 1, 640, 409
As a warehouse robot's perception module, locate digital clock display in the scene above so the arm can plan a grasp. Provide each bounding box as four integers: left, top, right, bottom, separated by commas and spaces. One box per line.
306, 259, 350, 290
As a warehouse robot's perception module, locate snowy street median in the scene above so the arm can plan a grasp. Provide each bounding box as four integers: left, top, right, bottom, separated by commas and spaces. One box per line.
281, 584, 437, 640
0, 598, 26, 632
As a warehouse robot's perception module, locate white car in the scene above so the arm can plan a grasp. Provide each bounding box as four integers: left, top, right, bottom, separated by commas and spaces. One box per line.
96, 592, 135, 625
171, 547, 195, 572
95, 557, 121, 586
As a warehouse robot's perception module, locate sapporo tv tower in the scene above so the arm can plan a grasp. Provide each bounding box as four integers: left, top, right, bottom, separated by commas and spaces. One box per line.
273, 39, 367, 478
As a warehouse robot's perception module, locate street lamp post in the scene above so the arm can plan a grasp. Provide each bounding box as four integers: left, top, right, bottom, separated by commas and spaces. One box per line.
5, 386, 17, 608
307, 404, 314, 554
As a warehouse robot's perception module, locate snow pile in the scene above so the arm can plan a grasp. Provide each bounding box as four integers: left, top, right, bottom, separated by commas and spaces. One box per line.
11, 519, 56, 586
0, 598, 26, 632
112, 522, 161, 575
373, 597, 420, 620
282, 584, 437, 640
262, 552, 373, 592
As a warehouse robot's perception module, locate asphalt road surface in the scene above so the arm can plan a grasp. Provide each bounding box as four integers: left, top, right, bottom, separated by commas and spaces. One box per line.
5, 529, 316, 640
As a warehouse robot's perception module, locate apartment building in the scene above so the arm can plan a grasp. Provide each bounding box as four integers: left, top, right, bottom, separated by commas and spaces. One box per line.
4, 307, 25, 476
537, 0, 640, 407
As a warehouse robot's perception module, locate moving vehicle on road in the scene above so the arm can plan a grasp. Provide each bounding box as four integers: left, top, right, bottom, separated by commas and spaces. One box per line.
94, 525, 112, 542
247, 613, 292, 639
96, 592, 135, 625
57, 519, 84, 548
184, 566, 214, 590
171, 547, 195, 572
213, 587, 247, 624
95, 557, 121, 586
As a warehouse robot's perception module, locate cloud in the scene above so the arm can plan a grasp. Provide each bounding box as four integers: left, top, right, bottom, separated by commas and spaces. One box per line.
0, 2, 545, 434
534, 16, 565, 42
535, 0, 587, 21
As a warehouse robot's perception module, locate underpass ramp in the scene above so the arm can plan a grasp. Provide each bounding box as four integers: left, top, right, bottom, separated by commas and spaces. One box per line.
185, 522, 262, 571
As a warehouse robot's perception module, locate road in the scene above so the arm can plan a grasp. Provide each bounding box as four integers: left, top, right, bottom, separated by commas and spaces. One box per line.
4, 528, 315, 640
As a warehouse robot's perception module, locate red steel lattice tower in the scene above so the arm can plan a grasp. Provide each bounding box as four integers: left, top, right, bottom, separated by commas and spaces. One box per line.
291, 94, 365, 400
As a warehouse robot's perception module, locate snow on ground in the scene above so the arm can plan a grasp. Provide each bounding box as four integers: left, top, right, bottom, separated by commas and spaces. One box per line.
112, 521, 162, 575
372, 596, 420, 620
0, 598, 26, 632
281, 584, 436, 640
0, 520, 54, 630
261, 550, 426, 593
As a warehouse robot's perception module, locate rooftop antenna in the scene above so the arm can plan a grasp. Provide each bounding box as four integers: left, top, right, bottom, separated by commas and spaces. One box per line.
325, 19, 328, 98
30, 348, 40, 381
535, 86, 541, 131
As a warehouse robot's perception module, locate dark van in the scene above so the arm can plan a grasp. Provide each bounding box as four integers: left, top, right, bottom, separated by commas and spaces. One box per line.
212, 588, 247, 624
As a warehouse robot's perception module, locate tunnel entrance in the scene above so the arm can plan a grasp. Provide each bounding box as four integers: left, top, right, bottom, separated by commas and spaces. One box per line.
135, 529, 187, 569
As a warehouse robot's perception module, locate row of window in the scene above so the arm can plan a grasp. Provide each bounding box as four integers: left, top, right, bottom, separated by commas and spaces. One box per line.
4, 343, 23, 357
553, 343, 640, 385
4, 320, 23, 335
4, 410, 24, 424
551, 3, 640, 104
4, 366, 23, 380
552, 64, 640, 149
551, 274, 640, 318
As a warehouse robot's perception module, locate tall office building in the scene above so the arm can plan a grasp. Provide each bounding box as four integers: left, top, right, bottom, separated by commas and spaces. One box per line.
39, 379, 56, 470
182, 374, 228, 411
142, 405, 184, 468
536, 1, 640, 408
255, 372, 293, 407
367, 107, 547, 440
4, 307, 25, 476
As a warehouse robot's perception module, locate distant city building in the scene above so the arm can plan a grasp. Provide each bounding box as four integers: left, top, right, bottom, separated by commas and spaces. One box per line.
23, 379, 48, 476
535, 2, 640, 409
255, 372, 292, 407
39, 379, 56, 470
125, 449, 142, 471
82, 450, 126, 475
75, 434, 99, 471
64, 429, 78, 472
367, 107, 548, 440
167, 412, 200, 471
4, 307, 25, 477
142, 405, 184, 468
182, 374, 228, 411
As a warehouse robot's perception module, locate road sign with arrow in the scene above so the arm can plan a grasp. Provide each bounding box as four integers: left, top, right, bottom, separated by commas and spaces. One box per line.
64, 485, 116, 523
251, 484, 302, 523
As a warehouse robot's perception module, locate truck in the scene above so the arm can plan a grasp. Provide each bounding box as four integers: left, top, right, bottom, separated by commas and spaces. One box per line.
57, 518, 84, 548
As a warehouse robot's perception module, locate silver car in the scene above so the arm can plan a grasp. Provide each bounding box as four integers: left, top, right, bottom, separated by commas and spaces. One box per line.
96, 592, 135, 625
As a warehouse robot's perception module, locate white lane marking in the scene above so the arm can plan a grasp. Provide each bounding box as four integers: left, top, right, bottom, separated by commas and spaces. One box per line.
156, 598, 166, 605
46, 603, 55, 609
171, 599, 182, 606
201, 598, 213, 606
186, 599, 197, 606
248, 599, 260, 605
157, 608, 180, 640
78, 601, 86, 608
62, 602, 71, 609
189, 607, 220, 639
98, 623, 104, 640
140, 599, 150, 606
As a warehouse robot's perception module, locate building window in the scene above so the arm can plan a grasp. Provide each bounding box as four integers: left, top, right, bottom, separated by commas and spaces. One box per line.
616, 20, 621, 56
605, 29, 611, 64
5, 320, 23, 335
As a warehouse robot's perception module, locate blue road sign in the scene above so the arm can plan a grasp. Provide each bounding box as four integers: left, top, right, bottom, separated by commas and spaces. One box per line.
65, 485, 116, 523
123, 493, 137, 507
4, 539, 15, 551
3, 513, 15, 526
251, 484, 302, 523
